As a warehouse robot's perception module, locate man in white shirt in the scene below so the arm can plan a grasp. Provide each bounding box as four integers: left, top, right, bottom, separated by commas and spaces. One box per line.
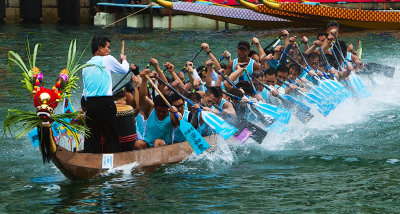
82, 36, 130, 153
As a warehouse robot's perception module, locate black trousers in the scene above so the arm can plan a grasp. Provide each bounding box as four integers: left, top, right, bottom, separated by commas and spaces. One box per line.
84, 96, 121, 153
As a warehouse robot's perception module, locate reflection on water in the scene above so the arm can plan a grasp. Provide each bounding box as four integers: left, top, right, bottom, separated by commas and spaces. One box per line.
1, 24, 400, 212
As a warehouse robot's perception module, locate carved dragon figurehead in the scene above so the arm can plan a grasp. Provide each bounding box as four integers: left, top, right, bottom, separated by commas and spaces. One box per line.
5, 40, 88, 163
32, 67, 68, 123
29, 67, 70, 162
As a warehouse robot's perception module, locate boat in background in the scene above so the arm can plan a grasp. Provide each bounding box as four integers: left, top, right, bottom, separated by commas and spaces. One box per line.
261, 0, 400, 29
155, 0, 290, 28
238, 0, 324, 23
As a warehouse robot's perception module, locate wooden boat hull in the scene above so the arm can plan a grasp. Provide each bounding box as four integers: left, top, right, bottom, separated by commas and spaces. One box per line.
262, 0, 400, 29
52, 135, 218, 180
156, 0, 290, 28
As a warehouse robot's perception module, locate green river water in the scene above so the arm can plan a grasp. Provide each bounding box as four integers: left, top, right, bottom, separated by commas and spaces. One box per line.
0, 24, 400, 213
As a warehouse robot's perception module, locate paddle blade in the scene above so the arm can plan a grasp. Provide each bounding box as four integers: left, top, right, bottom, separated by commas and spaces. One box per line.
268, 121, 288, 134
254, 102, 291, 124
304, 93, 335, 116
281, 94, 311, 112
280, 94, 313, 123
349, 73, 371, 98
234, 128, 253, 144
179, 120, 210, 155
201, 111, 237, 140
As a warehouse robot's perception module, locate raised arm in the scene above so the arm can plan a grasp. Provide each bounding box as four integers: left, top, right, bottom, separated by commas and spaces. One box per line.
139, 69, 154, 119
131, 74, 141, 116
149, 58, 168, 84
204, 59, 214, 87
165, 62, 185, 88
252, 37, 266, 59
201, 43, 221, 70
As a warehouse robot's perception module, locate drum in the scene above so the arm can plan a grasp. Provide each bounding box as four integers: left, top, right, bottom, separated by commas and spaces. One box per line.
116, 104, 136, 151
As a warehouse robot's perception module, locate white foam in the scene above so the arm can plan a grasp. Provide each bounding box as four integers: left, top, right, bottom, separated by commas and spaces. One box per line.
386, 159, 399, 164
42, 184, 60, 192
102, 162, 139, 176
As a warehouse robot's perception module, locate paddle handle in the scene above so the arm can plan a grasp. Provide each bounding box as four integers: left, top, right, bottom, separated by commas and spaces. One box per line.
214, 67, 236, 88
244, 69, 257, 95
190, 48, 203, 62
145, 75, 180, 119
112, 68, 132, 91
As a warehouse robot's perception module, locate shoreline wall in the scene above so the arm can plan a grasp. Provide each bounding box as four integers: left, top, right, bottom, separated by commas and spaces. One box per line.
3, 0, 93, 24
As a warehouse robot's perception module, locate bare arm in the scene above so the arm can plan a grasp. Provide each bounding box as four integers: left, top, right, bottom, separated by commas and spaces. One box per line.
204, 60, 214, 87
149, 58, 168, 84
169, 106, 180, 128
305, 40, 322, 55
252, 37, 266, 59
166, 62, 185, 88
139, 69, 154, 119
201, 43, 221, 70
131, 75, 141, 116
225, 60, 234, 76
222, 101, 236, 117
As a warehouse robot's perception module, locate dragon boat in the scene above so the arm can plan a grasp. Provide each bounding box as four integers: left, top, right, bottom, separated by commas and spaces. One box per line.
155, 0, 290, 28
3, 39, 221, 181
261, 0, 400, 29
52, 135, 218, 180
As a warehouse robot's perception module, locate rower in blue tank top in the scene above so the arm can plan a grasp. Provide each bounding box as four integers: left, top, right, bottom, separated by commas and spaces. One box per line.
143, 108, 174, 146
198, 87, 236, 136
134, 69, 181, 149
232, 58, 255, 83
224, 41, 261, 84
169, 93, 189, 143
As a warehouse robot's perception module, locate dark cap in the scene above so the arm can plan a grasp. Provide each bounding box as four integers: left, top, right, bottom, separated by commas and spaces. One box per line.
238, 41, 250, 50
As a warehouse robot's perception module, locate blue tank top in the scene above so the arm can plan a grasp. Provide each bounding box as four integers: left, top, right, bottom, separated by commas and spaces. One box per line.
232, 58, 255, 83
218, 98, 227, 110
144, 109, 173, 146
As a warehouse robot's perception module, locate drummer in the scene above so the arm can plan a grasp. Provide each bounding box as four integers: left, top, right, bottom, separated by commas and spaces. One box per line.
82, 36, 130, 153
134, 69, 181, 149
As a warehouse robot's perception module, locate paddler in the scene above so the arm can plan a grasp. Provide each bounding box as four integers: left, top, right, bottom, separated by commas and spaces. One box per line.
82, 36, 130, 153
169, 93, 188, 143
134, 69, 181, 149
224, 40, 262, 82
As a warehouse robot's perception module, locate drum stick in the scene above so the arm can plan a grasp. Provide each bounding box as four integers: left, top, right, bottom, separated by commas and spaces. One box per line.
121, 40, 125, 55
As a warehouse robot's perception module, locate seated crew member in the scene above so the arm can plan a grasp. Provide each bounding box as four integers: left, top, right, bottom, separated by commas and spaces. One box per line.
224, 41, 261, 81
169, 93, 188, 143
134, 69, 181, 149
305, 52, 324, 85
191, 86, 235, 136
276, 65, 289, 94
82, 36, 130, 153
263, 69, 281, 106
208, 86, 236, 117
251, 70, 267, 102
286, 63, 307, 95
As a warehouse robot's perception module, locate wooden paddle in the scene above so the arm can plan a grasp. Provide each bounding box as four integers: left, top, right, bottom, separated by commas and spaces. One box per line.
145, 75, 210, 155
